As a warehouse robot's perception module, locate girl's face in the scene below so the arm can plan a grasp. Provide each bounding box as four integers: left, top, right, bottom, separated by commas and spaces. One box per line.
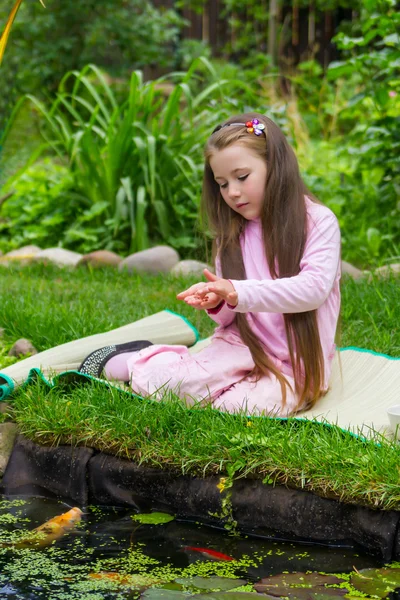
209, 143, 267, 220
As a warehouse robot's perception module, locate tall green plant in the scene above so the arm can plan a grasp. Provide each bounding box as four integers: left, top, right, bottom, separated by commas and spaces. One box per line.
3, 59, 257, 254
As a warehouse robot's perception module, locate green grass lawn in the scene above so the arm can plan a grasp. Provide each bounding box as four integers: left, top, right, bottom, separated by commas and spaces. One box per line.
0, 264, 399, 356
0, 264, 399, 511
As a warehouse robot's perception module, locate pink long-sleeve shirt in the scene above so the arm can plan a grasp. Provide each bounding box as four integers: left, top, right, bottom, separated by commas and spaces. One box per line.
208, 198, 341, 389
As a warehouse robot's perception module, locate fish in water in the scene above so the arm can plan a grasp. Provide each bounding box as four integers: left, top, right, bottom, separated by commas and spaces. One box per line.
183, 546, 234, 561
14, 507, 83, 548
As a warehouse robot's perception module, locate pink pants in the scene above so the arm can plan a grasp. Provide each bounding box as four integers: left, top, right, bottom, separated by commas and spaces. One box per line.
105, 334, 298, 416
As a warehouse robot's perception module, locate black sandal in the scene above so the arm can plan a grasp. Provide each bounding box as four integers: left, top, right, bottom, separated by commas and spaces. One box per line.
78, 340, 153, 379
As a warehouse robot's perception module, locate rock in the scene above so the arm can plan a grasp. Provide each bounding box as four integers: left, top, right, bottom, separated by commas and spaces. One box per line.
373, 263, 400, 279
341, 260, 366, 280
8, 339, 38, 358
0, 245, 42, 266
78, 250, 122, 268
119, 246, 180, 274
170, 260, 212, 277
34, 248, 83, 268
0, 423, 19, 475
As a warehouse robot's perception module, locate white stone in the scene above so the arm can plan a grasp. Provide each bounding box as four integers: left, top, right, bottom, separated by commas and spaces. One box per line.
34, 248, 83, 267
374, 263, 400, 279
78, 250, 122, 268
0, 245, 42, 266
119, 246, 180, 274
341, 260, 366, 280
170, 260, 213, 277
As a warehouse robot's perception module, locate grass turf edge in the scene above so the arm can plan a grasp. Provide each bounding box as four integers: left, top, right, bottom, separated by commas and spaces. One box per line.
6, 371, 400, 513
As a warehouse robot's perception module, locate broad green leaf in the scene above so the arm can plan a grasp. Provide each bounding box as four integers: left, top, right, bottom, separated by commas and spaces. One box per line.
375, 87, 390, 108
141, 589, 189, 600
366, 227, 382, 255
327, 61, 355, 80
154, 200, 170, 239
176, 577, 247, 591
254, 572, 346, 597
135, 186, 149, 251
350, 567, 400, 597
195, 594, 271, 600
132, 512, 174, 525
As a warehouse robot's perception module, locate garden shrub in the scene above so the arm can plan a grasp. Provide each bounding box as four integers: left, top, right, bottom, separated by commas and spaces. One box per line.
0, 159, 75, 253
0, 0, 185, 127
1, 60, 260, 256
326, 0, 400, 263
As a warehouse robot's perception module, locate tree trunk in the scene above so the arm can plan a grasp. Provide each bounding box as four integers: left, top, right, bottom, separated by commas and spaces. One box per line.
268, 0, 278, 66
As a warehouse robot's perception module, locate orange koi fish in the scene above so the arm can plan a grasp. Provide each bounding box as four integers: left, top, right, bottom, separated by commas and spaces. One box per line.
183, 546, 234, 561
15, 506, 83, 548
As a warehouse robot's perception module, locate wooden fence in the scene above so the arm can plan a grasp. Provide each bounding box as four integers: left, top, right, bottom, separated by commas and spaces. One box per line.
153, 0, 353, 69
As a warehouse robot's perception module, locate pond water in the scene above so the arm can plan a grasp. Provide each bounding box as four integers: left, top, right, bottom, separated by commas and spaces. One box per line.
0, 495, 390, 600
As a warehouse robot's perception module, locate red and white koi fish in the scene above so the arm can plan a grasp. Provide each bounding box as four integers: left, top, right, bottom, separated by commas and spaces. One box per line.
183, 546, 234, 561
14, 506, 83, 548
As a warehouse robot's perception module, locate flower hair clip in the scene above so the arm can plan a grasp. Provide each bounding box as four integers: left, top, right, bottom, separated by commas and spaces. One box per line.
246, 119, 265, 136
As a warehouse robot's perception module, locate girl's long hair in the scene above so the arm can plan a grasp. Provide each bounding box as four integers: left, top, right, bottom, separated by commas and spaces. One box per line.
202, 112, 324, 411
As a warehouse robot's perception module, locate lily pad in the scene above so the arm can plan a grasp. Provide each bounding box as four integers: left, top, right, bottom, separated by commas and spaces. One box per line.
350, 567, 400, 598
261, 591, 347, 600
255, 573, 345, 593
175, 577, 247, 592
286, 593, 349, 600
141, 589, 190, 600
195, 593, 276, 600
254, 572, 347, 599
161, 583, 187, 591
132, 512, 175, 525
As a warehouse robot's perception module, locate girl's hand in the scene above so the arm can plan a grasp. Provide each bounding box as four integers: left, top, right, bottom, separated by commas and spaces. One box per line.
177, 279, 222, 310
176, 269, 238, 310
200, 269, 238, 307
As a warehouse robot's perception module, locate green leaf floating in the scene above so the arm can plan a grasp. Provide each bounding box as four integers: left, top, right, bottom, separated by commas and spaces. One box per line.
175, 577, 247, 591
350, 567, 400, 598
254, 572, 348, 599
141, 589, 189, 600
132, 512, 175, 525
196, 594, 277, 600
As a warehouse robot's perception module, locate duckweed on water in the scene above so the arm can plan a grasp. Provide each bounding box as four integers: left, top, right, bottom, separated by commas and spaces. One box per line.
0, 541, 262, 599
0, 512, 30, 525
0, 497, 396, 599
0, 499, 27, 509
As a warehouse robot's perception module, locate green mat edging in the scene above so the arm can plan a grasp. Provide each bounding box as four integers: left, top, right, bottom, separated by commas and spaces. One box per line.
0, 373, 14, 401
165, 309, 200, 344
339, 346, 400, 360
0, 310, 201, 401
0, 336, 398, 412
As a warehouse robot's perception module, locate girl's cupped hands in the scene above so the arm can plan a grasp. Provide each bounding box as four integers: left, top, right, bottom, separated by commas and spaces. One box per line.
176, 269, 238, 310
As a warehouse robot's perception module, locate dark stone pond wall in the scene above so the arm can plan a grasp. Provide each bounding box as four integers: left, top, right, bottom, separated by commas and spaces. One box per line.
2, 435, 400, 561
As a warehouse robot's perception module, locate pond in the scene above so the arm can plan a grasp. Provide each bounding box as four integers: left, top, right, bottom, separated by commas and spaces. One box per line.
0, 495, 397, 600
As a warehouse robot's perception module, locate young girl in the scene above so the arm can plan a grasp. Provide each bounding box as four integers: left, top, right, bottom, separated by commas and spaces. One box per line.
82, 113, 341, 416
